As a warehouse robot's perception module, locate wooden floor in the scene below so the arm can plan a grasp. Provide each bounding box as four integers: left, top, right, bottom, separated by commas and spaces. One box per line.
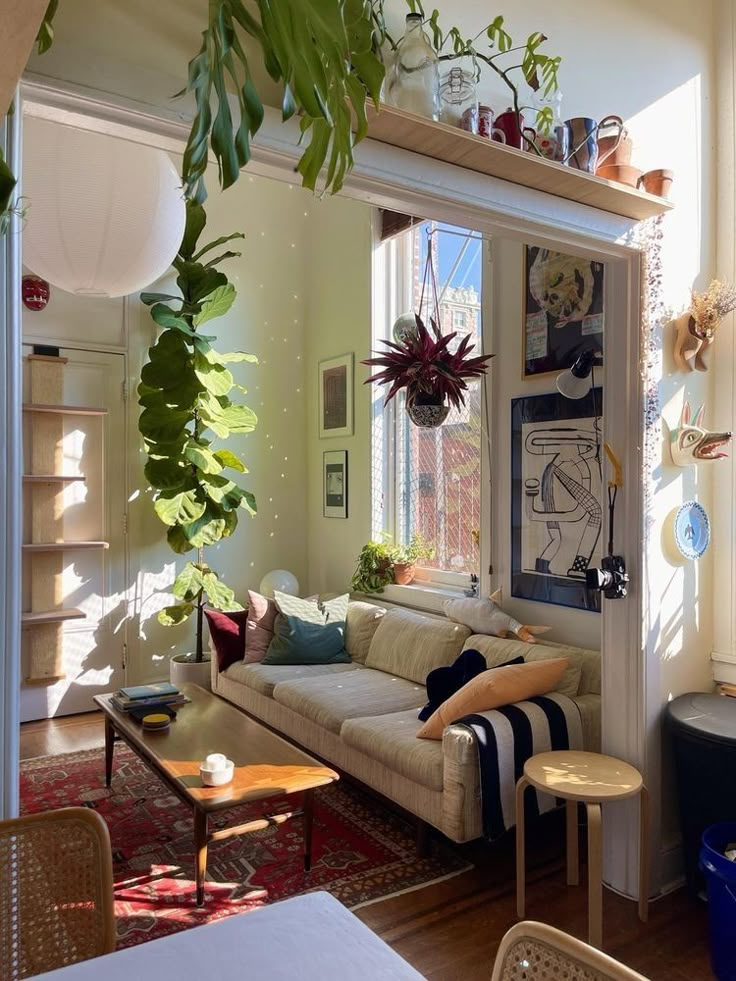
20, 712, 714, 981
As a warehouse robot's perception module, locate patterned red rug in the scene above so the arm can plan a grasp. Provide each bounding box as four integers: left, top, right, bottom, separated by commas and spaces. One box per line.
20, 746, 471, 948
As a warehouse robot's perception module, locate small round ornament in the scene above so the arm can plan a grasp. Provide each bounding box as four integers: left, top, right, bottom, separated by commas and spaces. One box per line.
22, 275, 50, 311
392, 312, 419, 345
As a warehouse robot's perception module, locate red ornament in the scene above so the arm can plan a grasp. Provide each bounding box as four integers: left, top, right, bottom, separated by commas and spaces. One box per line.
22, 275, 50, 311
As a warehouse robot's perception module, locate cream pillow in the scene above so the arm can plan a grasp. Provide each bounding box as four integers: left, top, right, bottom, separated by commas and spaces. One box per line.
417, 657, 568, 740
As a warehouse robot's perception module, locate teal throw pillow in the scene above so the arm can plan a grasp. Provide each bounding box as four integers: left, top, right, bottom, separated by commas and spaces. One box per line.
263, 591, 351, 665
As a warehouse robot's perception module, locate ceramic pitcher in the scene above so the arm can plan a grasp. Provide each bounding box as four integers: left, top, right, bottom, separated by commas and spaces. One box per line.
494, 108, 536, 150
564, 115, 625, 173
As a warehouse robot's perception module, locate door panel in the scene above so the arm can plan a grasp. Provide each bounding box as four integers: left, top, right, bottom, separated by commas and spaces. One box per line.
21, 347, 127, 720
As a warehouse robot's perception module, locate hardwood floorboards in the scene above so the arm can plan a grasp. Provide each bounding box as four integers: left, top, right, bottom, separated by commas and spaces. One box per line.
20, 712, 714, 980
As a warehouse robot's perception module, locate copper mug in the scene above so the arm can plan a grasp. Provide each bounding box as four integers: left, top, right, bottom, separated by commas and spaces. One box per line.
564, 114, 625, 173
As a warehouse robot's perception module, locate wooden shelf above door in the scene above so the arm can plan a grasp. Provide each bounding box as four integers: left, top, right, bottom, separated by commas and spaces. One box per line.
23, 541, 110, 552
23, 474, 86, 483
364, 104, 673, 222
22, 608, 86, 626
23, 403, 108, 416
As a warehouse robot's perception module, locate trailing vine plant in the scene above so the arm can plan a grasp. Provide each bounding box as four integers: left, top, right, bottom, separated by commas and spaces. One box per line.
371, 1, 561, 148
138, 201, 258, 660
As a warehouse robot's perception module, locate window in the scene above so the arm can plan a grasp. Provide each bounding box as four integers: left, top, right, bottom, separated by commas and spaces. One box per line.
372, 220, 485, 583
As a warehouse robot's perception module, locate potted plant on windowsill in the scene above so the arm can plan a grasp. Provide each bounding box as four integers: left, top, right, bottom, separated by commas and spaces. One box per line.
390, 533, 435, 585
351, 540, 395, 594
363, 312, 493, 427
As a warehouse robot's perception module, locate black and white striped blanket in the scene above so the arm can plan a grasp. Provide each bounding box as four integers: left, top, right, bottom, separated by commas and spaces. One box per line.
456, 692, 584, 840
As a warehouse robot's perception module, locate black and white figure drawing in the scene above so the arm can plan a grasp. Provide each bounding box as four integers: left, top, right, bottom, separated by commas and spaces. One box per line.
511, 390, 603, 612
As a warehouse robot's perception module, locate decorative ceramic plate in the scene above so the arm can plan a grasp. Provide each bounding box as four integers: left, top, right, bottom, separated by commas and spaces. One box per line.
674, 501, 710, 560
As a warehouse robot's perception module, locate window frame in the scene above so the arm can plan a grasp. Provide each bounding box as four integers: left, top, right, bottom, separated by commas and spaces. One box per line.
371, 220, 485, 593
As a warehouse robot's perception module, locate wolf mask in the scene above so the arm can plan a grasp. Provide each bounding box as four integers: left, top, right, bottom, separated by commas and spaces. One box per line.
670, 402, 731, 467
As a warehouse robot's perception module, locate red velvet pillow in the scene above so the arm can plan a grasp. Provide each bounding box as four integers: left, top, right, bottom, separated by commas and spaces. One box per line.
204, 608, 248, 671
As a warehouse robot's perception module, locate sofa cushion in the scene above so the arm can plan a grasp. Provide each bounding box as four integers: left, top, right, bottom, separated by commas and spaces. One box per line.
223, 660, 360, 698
345, 601, 386, 664
273, 668, 426, 734
243, 589, 278, 664
264, 591, 351, 665
341, 710, 444, 791
417, 658, 570, 740
463, 634, 583, 698
365, 608, 471, 685
205, 608, 248, 671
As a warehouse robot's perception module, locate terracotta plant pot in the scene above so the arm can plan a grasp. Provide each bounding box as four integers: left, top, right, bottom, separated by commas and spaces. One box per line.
638, 168, 674, 199
596, 133, 633, 168
596, 164, 643, 187
392, 562, 416, 585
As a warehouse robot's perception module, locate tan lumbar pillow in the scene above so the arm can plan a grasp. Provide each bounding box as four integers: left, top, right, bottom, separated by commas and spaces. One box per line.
416, 657, 569, 740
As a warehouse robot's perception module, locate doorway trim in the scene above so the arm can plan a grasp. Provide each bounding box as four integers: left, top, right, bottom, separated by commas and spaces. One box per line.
13, 76, 653, 897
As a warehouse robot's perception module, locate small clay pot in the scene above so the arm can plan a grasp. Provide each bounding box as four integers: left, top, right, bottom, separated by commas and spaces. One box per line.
392, 562, 416, 585
597, 133, 633, 168
596, 164, 643, 187
638, 168, 674, 199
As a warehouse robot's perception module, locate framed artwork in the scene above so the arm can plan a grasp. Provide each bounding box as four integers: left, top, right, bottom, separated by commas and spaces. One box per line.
319, 353, 353, 438
522, 246, 605, 378
323, 450, 348, 518
510, 389, 603, 613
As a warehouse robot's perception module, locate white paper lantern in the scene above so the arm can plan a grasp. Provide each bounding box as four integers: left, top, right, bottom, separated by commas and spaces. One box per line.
259, 570, 300, 599
22, 118, 186, 298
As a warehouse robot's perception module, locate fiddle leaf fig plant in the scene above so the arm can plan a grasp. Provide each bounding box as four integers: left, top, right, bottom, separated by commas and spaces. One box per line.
139, 200, 258, 661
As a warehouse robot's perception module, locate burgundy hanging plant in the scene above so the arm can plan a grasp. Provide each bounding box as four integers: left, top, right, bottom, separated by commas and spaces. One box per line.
363, 313, 493, 428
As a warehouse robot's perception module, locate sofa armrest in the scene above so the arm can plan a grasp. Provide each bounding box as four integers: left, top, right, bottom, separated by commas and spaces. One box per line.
573, 692, 601, 752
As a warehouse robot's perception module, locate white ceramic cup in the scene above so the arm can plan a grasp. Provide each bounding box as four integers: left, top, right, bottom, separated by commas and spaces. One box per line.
204, 753, 227, 771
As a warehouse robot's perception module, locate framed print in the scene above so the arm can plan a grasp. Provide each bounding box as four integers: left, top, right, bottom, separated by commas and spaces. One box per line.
511, 389, 603, 612
323, 450, 348, 518
319, 353, 353, 438
522, 246, 604, 378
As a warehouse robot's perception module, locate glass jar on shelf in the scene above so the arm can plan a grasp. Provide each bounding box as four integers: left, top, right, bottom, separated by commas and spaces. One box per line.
530, 89, 568, 162
439, 63, 478, 133
386, 13, 440, 121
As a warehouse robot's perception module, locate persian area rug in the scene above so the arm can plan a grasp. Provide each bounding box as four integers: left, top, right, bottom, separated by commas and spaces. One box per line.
20, 746, 471, 949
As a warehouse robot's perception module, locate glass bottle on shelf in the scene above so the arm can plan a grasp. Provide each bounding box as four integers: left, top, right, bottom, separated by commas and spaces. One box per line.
386, 13, 440, 121
439, 63, 479, 133
531, 89, 568, 161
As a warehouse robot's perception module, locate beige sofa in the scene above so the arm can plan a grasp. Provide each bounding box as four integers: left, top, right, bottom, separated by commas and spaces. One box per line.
211, 602, 601, 843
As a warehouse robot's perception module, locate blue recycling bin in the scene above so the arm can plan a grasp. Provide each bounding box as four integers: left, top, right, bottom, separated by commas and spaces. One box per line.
700, 822, 736, 981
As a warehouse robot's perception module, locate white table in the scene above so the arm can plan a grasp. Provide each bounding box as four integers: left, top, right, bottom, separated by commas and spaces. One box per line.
33, 892, 425, 980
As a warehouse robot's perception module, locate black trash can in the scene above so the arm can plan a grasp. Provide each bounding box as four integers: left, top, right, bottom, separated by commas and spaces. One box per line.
667, 693, 736, 897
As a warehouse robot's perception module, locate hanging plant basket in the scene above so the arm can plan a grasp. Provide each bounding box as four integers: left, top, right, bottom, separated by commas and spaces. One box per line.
406, 392, 450, 428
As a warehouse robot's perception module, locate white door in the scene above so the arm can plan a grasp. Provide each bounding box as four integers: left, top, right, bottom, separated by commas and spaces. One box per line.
21, 347, 127, 721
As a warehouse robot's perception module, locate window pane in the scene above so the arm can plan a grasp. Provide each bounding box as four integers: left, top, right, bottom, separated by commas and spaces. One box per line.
395, 223, 483, 576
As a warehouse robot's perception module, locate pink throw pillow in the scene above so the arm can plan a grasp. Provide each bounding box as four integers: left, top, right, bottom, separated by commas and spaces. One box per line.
244, 589, 277, 664
417, 657, 569, 739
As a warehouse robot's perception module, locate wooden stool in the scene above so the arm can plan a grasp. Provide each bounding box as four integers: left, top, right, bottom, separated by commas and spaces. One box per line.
515, 750, 649, 949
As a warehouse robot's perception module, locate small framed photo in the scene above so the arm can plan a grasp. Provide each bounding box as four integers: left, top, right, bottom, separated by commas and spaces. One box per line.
319, 354, 353, 438
522, 246, 605, 378
323, 450, 348, 518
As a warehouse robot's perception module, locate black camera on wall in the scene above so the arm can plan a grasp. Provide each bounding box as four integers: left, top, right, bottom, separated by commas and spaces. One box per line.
586, 554, 629, 600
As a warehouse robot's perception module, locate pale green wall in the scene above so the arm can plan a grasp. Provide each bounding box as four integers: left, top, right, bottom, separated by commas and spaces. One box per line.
304, 195, 375, 595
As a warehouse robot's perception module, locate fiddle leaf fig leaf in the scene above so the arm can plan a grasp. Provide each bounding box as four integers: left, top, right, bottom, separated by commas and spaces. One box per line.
183, 441, 223, 474
202, 572, 243, 611
140, 291, 181, 307
154, 490, 206, 527
217, 351, 258, 364
166, 525, 195, 554
171, 561, 206, 601
139, 406, 193, 444
193, 284, 236, 326
180, 501, 228, 547
158, 603, 195, 626
194, 350, 234, 396
213, 449, 247, 473
144, 458, 189, 491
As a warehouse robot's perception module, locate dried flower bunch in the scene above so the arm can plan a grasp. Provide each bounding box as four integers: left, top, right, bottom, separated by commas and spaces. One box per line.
363, 313, 493, 410
690, 280, 736, 338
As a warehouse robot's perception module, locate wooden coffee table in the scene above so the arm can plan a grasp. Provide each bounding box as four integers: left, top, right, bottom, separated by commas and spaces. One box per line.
94, 684, 338, 905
